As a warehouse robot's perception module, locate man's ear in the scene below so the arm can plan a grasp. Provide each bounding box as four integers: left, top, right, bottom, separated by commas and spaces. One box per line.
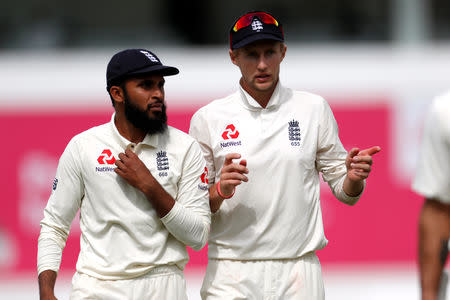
229, 49, 239, 66
110, 85, 125, 104
280, 43, 287, 62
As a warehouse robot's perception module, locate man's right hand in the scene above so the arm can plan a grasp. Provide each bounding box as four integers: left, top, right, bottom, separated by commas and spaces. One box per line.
210, 153, 249, 213
218, 153, 249, 196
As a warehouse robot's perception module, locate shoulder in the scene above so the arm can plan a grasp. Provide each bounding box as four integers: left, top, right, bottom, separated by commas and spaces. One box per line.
165, 126, 203, 158
66, 122, 110, 153
167, 126, 198, 146
283, 87, 330, 112
191, 91, 240, 121
427, 92, 450, 127
432, 92, 450, 112
290, 89, 327, 104
71, 122, 109, 143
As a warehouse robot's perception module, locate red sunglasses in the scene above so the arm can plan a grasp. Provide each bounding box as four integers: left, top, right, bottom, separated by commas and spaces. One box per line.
232, 12, 279, 32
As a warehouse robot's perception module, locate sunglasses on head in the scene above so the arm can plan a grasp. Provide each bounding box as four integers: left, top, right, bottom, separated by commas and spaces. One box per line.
232, 12, 279, 32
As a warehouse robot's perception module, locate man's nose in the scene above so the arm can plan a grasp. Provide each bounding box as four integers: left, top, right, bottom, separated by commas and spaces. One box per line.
257, 56, 268, 70
153, 87, 163, 99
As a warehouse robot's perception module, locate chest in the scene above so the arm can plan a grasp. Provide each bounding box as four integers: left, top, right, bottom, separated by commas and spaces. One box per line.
210, 107, 319, 170
80, 143, 182, 197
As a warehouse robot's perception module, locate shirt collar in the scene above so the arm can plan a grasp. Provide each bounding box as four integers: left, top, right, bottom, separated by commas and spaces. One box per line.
109, 113, 160, 149
239, 81, 283, 110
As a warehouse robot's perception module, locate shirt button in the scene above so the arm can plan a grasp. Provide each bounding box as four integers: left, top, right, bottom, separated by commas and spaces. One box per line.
126, 144, 136, 152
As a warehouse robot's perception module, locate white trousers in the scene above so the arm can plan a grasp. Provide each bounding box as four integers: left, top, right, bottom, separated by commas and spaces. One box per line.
201, 252, 324, 300
70, 265, 188, 300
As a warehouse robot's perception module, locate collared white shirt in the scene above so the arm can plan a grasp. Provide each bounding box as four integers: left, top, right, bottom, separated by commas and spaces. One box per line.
38, 114, 210, 280
189, 82, 361, 260
412, 92, 450, 204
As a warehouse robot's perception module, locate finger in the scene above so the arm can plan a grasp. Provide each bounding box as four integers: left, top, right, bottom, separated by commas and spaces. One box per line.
222, 163, 249, 174
114, 166, 125, 176
125, 148, 137, 158
115, 160, 126, 169
224, 179, 246, 186
353, 156, 373, 165
221, 172, 249, 182
240, 159, 247, 167
118, 152, 127, 161
361, 146, 381, 157
350, 163, 371, 172
353, 171, 369, 179
224, 153, 242, 166
348, 148, 360, 159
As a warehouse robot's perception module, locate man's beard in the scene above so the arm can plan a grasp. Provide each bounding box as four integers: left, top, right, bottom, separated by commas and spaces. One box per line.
123, 92, 168, 135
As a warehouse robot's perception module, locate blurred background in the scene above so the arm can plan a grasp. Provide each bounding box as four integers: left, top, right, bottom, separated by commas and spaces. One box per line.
1, 0, 450, 299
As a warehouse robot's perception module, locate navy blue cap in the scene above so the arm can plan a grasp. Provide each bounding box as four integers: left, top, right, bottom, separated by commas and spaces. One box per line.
106, 49, 179, 90
229, 11, 284, 49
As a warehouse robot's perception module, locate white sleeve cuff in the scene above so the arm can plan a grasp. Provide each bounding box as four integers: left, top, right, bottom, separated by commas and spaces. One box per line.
334, 176, 365, 205
37, 234, 64, 275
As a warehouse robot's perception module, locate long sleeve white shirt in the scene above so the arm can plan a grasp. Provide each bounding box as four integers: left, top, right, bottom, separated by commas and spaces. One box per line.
412, 92, 450, 204
189, 82, 361, 260
38, 114, 210, 279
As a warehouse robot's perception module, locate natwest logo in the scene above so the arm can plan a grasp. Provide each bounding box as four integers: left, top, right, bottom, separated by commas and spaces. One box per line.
200, 167, 209, 184
222, 124, 240, 140
97, 149, 116, 165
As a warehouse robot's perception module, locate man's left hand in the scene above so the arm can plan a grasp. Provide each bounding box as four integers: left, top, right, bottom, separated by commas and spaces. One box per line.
345, 146, 381, 182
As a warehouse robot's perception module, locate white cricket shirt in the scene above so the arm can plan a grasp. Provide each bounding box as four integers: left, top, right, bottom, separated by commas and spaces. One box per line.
412, 92, 450, 204
38, 114, 211, 280
189, 82, 361, 260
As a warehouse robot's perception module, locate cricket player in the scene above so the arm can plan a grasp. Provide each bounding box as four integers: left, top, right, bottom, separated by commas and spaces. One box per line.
37, 48, 211, 299
412, 93, 450, 300
189, 11, 380, 299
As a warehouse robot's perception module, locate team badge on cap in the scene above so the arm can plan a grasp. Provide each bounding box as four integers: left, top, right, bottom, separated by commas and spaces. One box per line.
140, 50, 159, 63
251, 18, 264, 32
229, 11, 284, 49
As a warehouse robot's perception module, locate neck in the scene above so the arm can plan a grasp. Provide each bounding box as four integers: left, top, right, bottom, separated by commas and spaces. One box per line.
114, 112, 146, 144
240, 78, 277, 108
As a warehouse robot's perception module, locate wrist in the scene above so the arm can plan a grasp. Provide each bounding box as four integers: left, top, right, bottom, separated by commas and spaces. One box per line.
343, 176, 364, 197
216, 181, 235, 199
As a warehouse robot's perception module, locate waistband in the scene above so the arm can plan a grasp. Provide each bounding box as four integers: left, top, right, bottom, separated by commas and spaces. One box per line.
209, 251, 318, 263
142, 264, 183, 277
75, 264, 183, 282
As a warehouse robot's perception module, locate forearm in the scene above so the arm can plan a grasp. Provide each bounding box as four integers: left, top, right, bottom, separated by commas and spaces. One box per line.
343, 176, 364, 197
161, 201, 210, 250
140, 176, 175, 218
37, 223, 67, 275
38, 270, 57, 299
419, 198, 450, 300
209, 184, 224, 213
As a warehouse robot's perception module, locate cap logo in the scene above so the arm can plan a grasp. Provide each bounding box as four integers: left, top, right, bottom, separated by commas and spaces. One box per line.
140, 50, 159, 63
251, 18, 264, 32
